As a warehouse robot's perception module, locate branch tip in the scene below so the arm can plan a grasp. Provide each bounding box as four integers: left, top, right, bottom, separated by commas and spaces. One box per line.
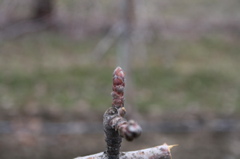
168, 144, 178, 150
112, 66, 125, 109
113, 66, 125, 77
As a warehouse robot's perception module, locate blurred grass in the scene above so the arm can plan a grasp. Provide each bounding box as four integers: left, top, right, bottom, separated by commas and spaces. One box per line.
0, 31, 240, 116
0, 0, 240, 116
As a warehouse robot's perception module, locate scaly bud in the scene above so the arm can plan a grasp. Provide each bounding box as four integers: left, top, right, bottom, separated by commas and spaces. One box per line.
113, 67, 125, 79
112, 67, 125, 109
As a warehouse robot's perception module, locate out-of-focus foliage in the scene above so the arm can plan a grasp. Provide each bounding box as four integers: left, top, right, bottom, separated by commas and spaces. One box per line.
0, 33, 239, 115
0, 0, 240, 116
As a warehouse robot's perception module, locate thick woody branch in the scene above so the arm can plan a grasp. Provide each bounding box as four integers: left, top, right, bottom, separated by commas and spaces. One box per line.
74, 143, 172, 159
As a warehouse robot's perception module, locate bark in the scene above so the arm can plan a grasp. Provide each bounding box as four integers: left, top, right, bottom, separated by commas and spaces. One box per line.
74, 144, 172, 159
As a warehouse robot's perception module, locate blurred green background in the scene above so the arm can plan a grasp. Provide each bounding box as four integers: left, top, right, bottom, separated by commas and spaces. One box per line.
0, 0, 240, 159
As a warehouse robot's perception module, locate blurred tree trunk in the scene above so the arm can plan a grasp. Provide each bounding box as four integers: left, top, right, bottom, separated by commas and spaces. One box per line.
117, 0, 138, 118
0, 0, 54, 42
117, 0, 135, 70
32, 0, 54, 21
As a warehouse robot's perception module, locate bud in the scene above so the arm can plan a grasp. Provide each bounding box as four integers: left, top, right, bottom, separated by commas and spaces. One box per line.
113, 66, 125, 79
118, 107, 126, 117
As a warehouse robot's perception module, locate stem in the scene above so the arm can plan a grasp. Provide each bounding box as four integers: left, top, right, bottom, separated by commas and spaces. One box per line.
74, 144, 173, 159
103, 107, 122, 159
74, 67, 174, 159
103, 67, 141, 159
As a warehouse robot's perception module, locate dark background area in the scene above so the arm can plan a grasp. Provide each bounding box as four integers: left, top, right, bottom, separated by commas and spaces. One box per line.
0, 0, 240, 159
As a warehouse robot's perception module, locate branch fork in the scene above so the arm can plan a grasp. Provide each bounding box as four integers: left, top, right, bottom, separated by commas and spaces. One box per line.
75, 67, 174, 159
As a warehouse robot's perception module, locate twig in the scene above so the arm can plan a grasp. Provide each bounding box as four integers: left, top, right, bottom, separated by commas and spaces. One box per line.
74, 143, 173, 159
74, 67, 174, 159
103, 67, 141, 159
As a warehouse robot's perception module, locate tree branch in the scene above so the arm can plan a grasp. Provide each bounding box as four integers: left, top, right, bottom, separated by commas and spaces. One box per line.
74, 143, 173, 159
74, 67, 175, 159
103, 67, 141, 159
